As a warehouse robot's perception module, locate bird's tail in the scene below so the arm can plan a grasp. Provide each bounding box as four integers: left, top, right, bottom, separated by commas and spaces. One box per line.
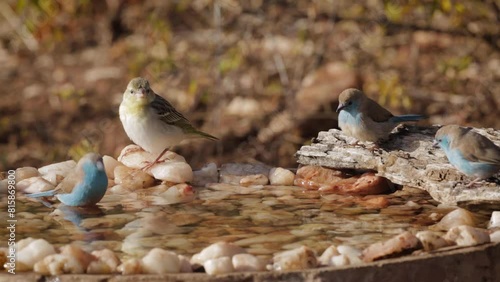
192, 129, 218, 141
390, 114, 426, 123
26, 190, 57, 198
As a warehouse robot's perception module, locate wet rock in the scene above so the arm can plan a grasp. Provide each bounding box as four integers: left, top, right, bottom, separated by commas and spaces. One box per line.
362, 231, 421, 262
443, 225, 490, 246
178, 255, 192, 273
103, 155, 121, 179
87, 249, 120, 274
269, 167, 295, 186
148, 183, 196, 205
295, 166, 390, 195
204, 256, 234, 275
16, 167, 40, 181
141, 248, 180, 274
232, 253, 267, 272
191, 242, 247, 267
16, 238, 56, 271
319, 245, 362, 267
193, 163, 218, 187
220, 163, 271, 185
17, 177, 55, 194
240, 174, 269, 186
60, 244, 96, 270
34, 254, 85, 275
490, 230, 500, 243
114, 166, 154, 190
117, 258, 142, 274
271, 246, 317, 271
415, 231, 450, 251
118, 144, 186, 168
488, 211, 500, 229
432, 208, 476, 231
149, 161, 193, 183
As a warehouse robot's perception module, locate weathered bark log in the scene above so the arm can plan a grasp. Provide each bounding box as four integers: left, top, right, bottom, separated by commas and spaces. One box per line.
295, 125, 500, 205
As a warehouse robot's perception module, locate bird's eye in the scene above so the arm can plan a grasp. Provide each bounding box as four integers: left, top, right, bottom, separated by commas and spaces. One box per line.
348, 101, 352, 105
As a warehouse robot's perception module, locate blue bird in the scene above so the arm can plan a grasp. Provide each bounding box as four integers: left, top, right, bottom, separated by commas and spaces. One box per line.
434, 125, 500, 187
27, 153, 108, 206
336, 89, 425, 142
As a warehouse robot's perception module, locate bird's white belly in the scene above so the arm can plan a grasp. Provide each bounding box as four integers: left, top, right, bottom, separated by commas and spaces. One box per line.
120, 110, 185, 154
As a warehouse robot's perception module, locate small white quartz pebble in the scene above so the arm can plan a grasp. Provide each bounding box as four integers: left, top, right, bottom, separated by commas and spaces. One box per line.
319, 245, 362, 266
488, 211, 500, 229
141, 248, 180, 274
15, 167, 40, 181
149, 161, 193, 183
232, 253, 266, 272
337, 245, 363, 265
103, 155, 121, 179
87, 249, 121, 274
490, 230, 500, 243
318, 246, 340, 266
149, 184, 195, 205
17, 177, 55, 194
416, 231, 450, 251
444, 225, 490, 246
34, 254, 84, 275
204, 257, 234, 275
117, 258, 143, 274
271, 246, 317, 271
269, 167, 295, 186
38, 160, 76, 177
114, 165, 154, 190
433, 208, 476, 230
190, 242, 246, 266
362, 231, 420, 262
16, 238, 56, 270
118, 144, 186, 168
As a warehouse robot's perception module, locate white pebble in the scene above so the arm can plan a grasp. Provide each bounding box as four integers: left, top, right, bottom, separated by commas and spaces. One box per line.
193, 163, 219, 186
103, 155, 121, 179
141, 248, 180, 274
38, 160, 76, 177
190, 242, 246, 266
204, 257, 234, 275
17, 177, 55, 194
488, 211, 500, 229
269, 167, 295, 186
59, 244, 96, 270
114, 165, 154, 190
117, 258, 142, 274
34, 254, 84, 275
433, 208, 476, 230
16, 238, 56, 270
178, 255, 193, 273
271, 246, 317, 271
416, 231, 450, 251
240, 174, 269, 186
337, 245, 363, 265
149, 184, 195, 205
15, 167, 40, 181
232, 253, 266, 272
330, 254, 350, 266
118, 144, 186, 169
444, 225, 490, 246
318, 246, 340, 266
87, 249, 121, 274
490, 230, 500, 243
149, 161, 193, 183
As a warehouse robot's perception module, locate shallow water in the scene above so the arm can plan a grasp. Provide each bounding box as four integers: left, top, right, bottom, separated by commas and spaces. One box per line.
0, 184, 491, 260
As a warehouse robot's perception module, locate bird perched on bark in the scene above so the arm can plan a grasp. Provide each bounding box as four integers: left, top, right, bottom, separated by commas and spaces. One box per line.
27, 153, 108, 207
336, 88, 425, 143
119, 77, 217, 169
434, 124, 500, 187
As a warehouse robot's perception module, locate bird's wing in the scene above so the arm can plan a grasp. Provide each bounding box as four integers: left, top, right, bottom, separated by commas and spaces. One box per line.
54, 167, 85, 194
362, 98, 394, 122
150, 93, 197, 131
457, 131, 500, 164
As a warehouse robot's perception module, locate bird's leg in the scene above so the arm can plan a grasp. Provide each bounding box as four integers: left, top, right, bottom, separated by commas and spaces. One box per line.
141, 148, 170, 171
466, 178, 481, 188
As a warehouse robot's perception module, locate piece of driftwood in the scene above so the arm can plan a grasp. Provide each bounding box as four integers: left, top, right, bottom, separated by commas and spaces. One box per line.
296, 125, 500, 205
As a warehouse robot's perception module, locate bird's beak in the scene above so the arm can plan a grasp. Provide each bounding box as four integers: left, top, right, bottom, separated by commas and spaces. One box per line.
336, 103, 345, 113
136, 88, 147, 98
432, 140, 440, 149
96, 159, 105, 171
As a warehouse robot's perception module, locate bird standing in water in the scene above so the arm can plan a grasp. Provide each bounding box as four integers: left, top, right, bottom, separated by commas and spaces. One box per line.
27, 153, 108, 207
119, 77, 217, 169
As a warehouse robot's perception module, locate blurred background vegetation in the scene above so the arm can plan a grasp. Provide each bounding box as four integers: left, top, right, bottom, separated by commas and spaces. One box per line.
0, 0, 498, 171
